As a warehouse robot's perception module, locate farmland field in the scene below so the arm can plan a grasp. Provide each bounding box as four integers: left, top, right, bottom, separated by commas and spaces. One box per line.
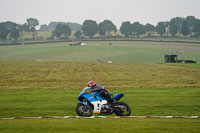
0, 41, 200, 132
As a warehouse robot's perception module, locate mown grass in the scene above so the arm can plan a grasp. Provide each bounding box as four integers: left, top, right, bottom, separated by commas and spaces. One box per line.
0, 63, 200, 133
0, 62, 200, 90
0, 118, 200, 133
0, 41, 200, 63
0, 62, 200, 118
0, 41, 200, 133
0, 88, 200, 118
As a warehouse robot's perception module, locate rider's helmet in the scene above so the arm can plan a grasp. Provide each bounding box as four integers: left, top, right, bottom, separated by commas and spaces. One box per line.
87, 81, 96, 89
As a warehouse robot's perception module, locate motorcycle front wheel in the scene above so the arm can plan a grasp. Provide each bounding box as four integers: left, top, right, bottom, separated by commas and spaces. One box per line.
76, 103, 93, 117
114, 102, 131, 116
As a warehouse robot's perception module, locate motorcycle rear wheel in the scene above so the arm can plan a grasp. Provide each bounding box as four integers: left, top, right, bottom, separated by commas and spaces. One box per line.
76, 103, 93, 117
114, 102, 131, 116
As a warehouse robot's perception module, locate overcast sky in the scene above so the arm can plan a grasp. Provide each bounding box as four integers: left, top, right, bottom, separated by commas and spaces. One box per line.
1, 0, 200, 28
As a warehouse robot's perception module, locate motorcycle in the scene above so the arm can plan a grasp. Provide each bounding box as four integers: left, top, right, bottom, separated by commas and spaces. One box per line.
76, 87, 131, 117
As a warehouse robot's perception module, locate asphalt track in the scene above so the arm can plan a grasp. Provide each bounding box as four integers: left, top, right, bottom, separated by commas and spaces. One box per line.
1, 116, 200, 120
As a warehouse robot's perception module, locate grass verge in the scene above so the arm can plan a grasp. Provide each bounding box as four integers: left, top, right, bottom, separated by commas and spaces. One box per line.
0, 118, 200, 133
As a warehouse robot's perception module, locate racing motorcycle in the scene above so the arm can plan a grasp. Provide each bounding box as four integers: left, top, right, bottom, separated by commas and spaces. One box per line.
76, 87, 131, 117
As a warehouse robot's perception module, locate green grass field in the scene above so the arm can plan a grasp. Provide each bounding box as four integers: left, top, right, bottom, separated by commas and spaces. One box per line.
0, 41, 200, 63
0, 41, 200, 132
1, 118, 200, 133
1, 87, 200, 118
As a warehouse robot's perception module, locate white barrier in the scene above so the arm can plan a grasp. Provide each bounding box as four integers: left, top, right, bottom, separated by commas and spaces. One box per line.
1, 116, 200, 120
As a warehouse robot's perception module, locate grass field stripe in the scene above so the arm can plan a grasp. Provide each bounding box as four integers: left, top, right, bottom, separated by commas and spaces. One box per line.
1, 116, 200, 120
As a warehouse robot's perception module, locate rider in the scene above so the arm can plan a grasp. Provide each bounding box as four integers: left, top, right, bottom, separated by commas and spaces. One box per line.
87, 81, 114, 103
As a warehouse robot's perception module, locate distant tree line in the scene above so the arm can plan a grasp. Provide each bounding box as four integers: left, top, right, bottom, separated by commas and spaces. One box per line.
120, 16, 200, 38
0, 18, 39, 41
40, 22, 82, 31
1, 16, 200, 41
52, 16, 200, 38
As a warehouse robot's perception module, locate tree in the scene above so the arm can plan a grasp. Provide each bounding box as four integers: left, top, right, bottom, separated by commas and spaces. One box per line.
98, 20, 117, 36
193, 19, 200, 37
27, 18, 39, 29
66, 22, 82, 31
120, 21, 132, 37
5, 21, 17, 31
62, 25, 71, 37
132, 22, 145, 36
0, 21, 20, 41
185, 16, 196, 34
40, 24, 49, 31
98, 22, 106, 35
10, 28, 19, 41
144, 23, 155, 36
74, 30, 82, 38
18, 23, 29, 32
181, 20, 189, 36
156, 22, 166, 36
169, 17, 184, 36
144, 23, 155, 32
52, 24, 71, 38
82, 20, 98, 38
47, 22, 82, 31
26, 18, 39, 39
0, 22, 9, 40
48, 22, 57, 31
18, 23, 30, 40
169, 23, 178, 36
52, 24, 62, 38
6, 21, 20, 41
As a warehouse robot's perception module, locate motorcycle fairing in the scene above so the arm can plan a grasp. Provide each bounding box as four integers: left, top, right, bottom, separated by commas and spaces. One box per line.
91, 100, 107, 113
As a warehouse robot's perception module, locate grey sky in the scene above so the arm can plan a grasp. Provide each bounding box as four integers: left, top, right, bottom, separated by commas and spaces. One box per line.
1, 0, 200, 28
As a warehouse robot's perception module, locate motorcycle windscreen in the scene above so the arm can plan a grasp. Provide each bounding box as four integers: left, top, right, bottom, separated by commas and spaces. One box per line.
114, 93, 124, 101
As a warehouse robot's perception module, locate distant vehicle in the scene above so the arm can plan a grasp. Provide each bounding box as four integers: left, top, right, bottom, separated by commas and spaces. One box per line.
69, 41, 86, 46
164, 54, 197, 63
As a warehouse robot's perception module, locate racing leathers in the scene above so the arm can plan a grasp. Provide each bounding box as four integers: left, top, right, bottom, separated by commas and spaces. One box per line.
90, 84, 114, 103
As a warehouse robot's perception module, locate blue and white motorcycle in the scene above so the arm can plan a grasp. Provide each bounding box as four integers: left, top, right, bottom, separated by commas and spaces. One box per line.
76, 87, 131, 117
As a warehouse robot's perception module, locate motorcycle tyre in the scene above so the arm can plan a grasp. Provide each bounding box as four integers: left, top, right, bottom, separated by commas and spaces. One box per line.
114, 102, 131, 116
76, 103, 93, 117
